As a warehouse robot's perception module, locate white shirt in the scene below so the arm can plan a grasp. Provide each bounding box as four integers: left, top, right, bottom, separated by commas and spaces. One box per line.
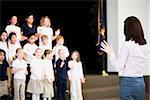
37, 26, 53, 48
68, 60, 84, 80
109, 40, 150, 77
0, 41, 9, 61
39, 44, 52, 53
12, 58, 27, 79
30, 57, 44, 80
52, 45, 69, 62
43, 59, 54, 81
8, 42, 21, 61
23, 43, 38, 63
5, 25, 21, 41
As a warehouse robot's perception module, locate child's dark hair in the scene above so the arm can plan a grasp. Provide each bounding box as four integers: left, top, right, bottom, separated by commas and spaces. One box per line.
16, 48, 22, 53
0, 49, 6, 57
0, 49, 8, 62
44, 49, 52, 57
0, 31, 8, 41
28, 33, 35, 39
8, 32, 16, 40
25, 12, 35, 19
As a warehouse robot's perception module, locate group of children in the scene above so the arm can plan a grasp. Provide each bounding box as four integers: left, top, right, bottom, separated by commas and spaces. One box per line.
0, 13, 85, 100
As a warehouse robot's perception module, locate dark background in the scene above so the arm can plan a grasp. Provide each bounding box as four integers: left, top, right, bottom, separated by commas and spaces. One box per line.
1, 0, 107, 74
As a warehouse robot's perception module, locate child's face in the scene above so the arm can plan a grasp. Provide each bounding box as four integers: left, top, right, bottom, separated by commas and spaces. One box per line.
71, 52, 78, 61
0, 52, 5, 62
28, 35, 36, 44
42, 38, 48, 45
35, 49, 43, 58
26, 15, 34, 24
57, 39, 64, 45
11, 35, 17, 44
43, 18, 50, 27
0, 32, 8, 41
10, 16, 17, 25
46, 53, 53, 59
58, 49, 66, 59
16, 49, 24, 59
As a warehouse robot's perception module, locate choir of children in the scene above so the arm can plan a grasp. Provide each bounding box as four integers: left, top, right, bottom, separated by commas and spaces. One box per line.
0, 14, 85, 100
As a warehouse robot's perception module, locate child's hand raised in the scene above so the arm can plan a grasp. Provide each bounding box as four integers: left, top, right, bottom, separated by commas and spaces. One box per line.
60, 61, 65, 68
55, 29, 60, 36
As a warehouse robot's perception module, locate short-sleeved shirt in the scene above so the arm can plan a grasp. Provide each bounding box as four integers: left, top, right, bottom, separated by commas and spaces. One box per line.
0, 60, 9, 81
37, 26, 53, 48
22, 24, 37, 38
8, 43, 21, 61
23, 43, 38, 63
12, 58, 27, 79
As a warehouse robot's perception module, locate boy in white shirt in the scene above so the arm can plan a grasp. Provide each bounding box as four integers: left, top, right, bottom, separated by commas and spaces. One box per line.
52, 35, 69, 67
12, 48, 28, 100
39, 35, 52, 52
23, 34, 38, 64
8, 32, 21, 65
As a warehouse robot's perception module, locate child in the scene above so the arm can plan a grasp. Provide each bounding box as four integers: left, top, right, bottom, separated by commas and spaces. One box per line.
21, 13, 37, 46
12, 48, 28, 100
27, 48, 44, 100
37, 16, 60, 48
68, 50, 85, 100
8, 32, 21, 65
56, 49, 69, 100
43, 50, 54, 100
39, 35, 52, 52
52, 35, 69, 66
0, 31, 9, 61
5, 16, 22, 43
23, 34, 38, 64
0, 49, 11, 98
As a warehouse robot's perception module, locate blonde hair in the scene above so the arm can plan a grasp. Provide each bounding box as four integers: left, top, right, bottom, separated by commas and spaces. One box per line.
41, 35, 48, 41
56, 35, 64, 41
40, 16, 51, 27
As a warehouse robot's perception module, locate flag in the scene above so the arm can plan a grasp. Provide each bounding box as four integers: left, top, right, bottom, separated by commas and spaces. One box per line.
96, 0, 105, 54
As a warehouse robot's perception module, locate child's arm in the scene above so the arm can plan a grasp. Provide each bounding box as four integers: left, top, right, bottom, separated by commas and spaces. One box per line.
79, 62, 86, 83
12, 67, 26, 73
7, 67, 12, 89
68, 61, 73, 68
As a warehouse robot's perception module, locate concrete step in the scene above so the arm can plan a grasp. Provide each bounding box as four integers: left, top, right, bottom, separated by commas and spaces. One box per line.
83, 86, 119, 99
94, 97, 119, 100
84, 75, 119, 89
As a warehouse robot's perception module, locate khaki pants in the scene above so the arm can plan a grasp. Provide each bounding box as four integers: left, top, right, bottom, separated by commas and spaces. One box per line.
0, 80, 8, 97
13, 79, 25, 100
70, 80, 83, 100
